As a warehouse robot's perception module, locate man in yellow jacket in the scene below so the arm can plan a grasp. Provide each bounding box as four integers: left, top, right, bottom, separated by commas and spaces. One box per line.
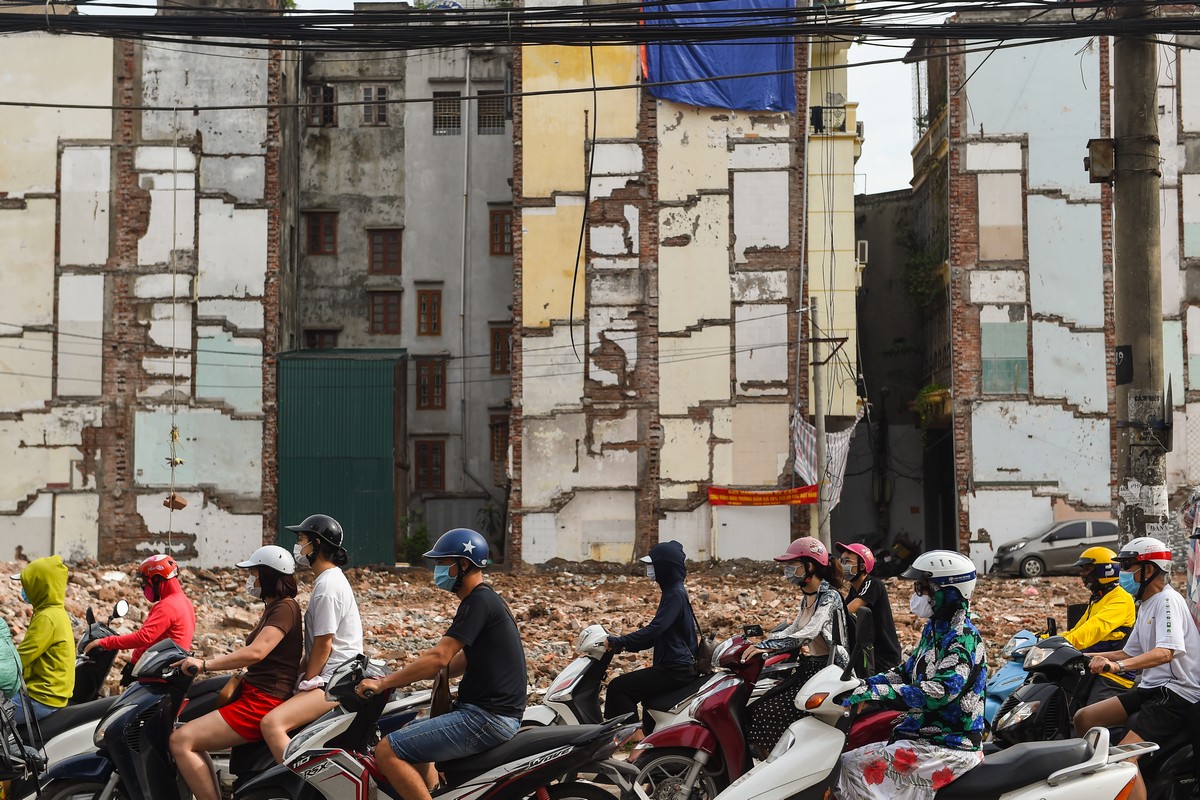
11, 556, 74, 725
1063, 547, 1136, 702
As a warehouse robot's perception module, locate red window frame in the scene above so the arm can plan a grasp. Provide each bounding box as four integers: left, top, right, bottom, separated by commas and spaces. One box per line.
305, 212, 338, 255
416, 358, 447, 410
415, 440, 446, 492
369, 292, 402, 335
491, 327, 511, 374
417, 289, 442, 336
368, 229, 402, 274
489, 208, 513, 256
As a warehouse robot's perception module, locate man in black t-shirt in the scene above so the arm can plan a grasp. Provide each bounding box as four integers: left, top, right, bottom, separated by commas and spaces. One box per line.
837, 542, 903, 674
357, 529, 527, 800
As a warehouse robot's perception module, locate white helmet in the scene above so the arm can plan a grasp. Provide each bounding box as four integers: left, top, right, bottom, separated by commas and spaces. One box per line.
902, 549, 977, 600
1116, 537, 1173, 573
575, 624, 609, 660
236, 545, 296, 575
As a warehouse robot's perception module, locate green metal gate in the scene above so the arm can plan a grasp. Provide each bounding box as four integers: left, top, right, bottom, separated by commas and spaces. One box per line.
277, 351, 406, 566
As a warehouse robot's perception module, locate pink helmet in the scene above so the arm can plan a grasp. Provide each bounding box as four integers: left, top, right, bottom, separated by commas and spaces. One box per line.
774, 537, 829, 566
836, 542, 876, 574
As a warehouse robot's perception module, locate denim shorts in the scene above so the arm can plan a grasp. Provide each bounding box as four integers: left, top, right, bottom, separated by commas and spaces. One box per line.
385, 703, 520, 764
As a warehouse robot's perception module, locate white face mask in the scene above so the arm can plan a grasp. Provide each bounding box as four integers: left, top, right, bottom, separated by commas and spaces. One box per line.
909, 592, 934, 619
246, 575, 262, 600
783, 564, 806, 586
646, 565, 656, 581
293, 542, 311, 569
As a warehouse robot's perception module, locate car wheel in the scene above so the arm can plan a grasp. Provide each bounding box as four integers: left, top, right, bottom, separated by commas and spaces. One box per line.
1019, 557, 1045, 578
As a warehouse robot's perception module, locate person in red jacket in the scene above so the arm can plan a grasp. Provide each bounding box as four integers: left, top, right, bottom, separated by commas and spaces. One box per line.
85, 554, 196, 682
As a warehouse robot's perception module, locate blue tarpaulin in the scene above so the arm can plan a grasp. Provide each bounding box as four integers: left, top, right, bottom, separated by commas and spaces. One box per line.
643, 0, 796, 113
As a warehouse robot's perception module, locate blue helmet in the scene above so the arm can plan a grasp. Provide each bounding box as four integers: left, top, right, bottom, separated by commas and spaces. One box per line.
424, 528, 490, 568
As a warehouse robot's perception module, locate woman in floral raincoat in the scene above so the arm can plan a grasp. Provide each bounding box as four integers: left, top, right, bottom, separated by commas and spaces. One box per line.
836, 550, 987, 800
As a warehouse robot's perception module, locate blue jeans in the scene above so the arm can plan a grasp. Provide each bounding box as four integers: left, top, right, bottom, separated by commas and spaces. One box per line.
385, 703, 519, 764
12, 695, 57, 727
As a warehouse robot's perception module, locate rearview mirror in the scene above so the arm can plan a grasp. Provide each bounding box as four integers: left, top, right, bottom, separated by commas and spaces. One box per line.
1046, 617, 1057, 637
855, 606, 876, 648
743, 624, 764, 638
113, 599, 129, 620
85, 607, 95, 625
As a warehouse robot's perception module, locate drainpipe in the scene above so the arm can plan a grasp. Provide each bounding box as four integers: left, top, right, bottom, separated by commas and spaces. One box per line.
458, 50, 502, 511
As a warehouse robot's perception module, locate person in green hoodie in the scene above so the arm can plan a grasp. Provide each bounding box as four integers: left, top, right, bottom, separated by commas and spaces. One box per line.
10, 556, 74, 725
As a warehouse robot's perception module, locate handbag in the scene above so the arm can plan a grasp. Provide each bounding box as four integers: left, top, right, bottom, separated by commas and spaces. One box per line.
430, 666, 452, 718
215, 671, 246, 709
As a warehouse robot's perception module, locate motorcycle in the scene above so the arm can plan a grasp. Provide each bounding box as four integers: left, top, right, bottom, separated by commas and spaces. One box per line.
984, 629, 1039, 725
629, 610, 899, 800
991, 635, 1130, 748
38, 641, 430, 800
237, 653, 647, 800
696, 610, 1158, 800
523, 624, 796, 731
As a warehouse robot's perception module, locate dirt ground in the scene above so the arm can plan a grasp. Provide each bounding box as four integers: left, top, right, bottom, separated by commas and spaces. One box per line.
0, 558, 1111, 698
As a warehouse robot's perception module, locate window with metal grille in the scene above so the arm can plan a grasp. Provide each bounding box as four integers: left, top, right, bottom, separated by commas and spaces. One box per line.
306, 84, 336, 127
489, 208, 512, 256
415, 440, 445, 492
490, 414, 509, 485
433, 91, 462, 136
478, 90, 506, 135
491, 327, 511, 374
417, 290, 442, 336
369, 292, 402, 335
362, 85, 388, 126
416, 358, 447, 410
305, 212, 337, 255
368, 229, 401, 274
304, 330, 339, 349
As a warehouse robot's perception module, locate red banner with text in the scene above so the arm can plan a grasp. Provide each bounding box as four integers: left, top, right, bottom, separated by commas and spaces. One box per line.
707, 485, 818, 506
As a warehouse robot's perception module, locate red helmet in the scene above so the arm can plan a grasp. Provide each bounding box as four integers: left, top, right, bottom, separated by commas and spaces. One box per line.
138, 554, 179, 582
774, 537, 829, 566
836, 542, 876, 574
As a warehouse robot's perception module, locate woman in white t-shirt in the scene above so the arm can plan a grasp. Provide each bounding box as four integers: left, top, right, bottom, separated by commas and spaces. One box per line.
260, 514, 364, 762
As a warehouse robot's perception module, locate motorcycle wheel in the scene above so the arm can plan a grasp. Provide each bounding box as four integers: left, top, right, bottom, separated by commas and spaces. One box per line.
635, 748, 725, 800
543, 782, 617, 800
38, 780, 129, 800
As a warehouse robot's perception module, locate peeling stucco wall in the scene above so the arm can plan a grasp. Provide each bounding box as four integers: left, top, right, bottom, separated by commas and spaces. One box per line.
0, 31, 294, 567
510, 28, 843, 563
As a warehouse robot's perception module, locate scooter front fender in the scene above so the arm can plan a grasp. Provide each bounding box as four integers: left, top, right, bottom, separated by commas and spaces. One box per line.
719, 718, 841, 800
45, 751, 113, 783
629, 722, 718, 762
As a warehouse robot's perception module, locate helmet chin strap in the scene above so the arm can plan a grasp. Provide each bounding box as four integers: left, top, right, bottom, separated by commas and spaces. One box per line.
452, 558, 472, 593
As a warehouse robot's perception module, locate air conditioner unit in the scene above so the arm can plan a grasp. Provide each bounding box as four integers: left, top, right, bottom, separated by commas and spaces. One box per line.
856, 240, 869, 266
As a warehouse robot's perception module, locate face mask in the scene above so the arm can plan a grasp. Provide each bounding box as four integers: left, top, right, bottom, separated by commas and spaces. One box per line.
784, 565, 805, 587
910, 592, 934, 619
434, 565, 458, 592
293, 542, 311, 570
842, 562, 857, 580
246, 575, 262, 600
1118, 572, 1140, 596
19, 589, 28, 605
143, 583, 157, 603
646, 565, 656, 581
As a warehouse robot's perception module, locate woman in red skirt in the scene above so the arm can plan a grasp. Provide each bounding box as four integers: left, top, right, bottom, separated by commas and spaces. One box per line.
170, 545, 303, 800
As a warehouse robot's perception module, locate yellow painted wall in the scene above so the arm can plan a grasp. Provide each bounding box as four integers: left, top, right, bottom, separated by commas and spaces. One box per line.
521, 203, 586, 329
521, 45, 640, 198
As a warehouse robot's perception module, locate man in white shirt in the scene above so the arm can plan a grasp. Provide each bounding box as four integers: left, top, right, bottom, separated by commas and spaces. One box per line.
1073, 536, 1200, 800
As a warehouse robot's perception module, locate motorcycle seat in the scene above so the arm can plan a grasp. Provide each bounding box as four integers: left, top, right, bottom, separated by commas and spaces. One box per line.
646, 674, 712, 713
18, 695, 117, 748
439, 724, 599, 782
937, 738, 1092, 799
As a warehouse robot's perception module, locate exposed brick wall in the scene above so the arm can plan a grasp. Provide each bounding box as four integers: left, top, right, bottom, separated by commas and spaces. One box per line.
1100, 36, 1118, 512
261, 43, 285, 545
98, 39, 158, 562
946, 44, 980, 552
508, 45, 527, 567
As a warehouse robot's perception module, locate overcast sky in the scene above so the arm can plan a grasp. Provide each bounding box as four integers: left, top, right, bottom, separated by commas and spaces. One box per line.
849, 40, 916, 196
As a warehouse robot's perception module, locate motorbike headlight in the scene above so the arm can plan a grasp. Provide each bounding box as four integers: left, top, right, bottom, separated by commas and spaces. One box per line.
995, 701, 1039, 731
1000, 636, 1023, 660
685, 676, 739, 718
1023, 646, 1051, 669
93, 706, 138, 748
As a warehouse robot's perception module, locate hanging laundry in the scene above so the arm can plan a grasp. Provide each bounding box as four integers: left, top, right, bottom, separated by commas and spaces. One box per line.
791, 404, 864, 510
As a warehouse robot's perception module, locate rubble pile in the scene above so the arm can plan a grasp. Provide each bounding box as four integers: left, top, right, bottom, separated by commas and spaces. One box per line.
0, 560, 1113, 698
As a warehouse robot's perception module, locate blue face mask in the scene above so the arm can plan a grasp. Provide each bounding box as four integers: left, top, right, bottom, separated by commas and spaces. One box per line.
1118, 571, 1140, 596
433, 565, 458, 592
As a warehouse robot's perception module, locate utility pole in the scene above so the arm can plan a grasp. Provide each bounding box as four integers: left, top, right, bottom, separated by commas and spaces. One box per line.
811, 297, 831, 548
1111, 12, 1168, 545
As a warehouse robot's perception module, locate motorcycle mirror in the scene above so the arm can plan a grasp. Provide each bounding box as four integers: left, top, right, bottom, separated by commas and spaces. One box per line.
112, 599, 129, 620
85, 607, 96, 625
743, 624, 764, 638
1046, 617, 1057, 637
842, 607, 875, 682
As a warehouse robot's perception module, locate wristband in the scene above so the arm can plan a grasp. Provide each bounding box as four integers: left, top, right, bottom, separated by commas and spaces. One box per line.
202, 660, 208, 674
1116, 660, 1125, 672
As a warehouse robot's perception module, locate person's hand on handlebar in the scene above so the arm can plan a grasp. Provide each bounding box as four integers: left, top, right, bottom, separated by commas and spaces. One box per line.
1088, 655, 1115, 675
742, 645, 765, 663
172, 656, 203, 677
83, 640, 105, 655
356, 677, 383, 699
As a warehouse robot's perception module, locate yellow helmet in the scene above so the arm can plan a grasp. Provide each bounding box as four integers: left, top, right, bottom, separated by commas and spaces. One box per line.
1073, 546, 1119, 583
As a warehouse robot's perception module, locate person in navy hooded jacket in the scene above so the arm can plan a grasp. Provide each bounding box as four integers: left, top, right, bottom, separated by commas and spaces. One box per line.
604, 540, 699, 731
